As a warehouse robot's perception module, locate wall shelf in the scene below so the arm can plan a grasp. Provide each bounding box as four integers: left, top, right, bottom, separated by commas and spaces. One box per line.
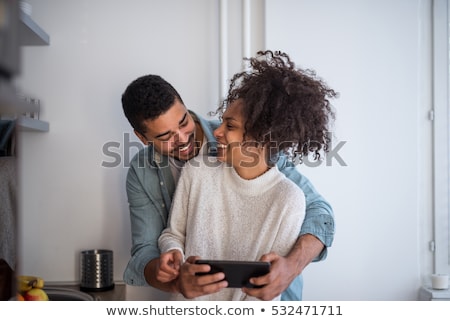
19, 12, 50, 46
14, 10, 50, 132
0, 82, 48, 132
16, 116, 49, 132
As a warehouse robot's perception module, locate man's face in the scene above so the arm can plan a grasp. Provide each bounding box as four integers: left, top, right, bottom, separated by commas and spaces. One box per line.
135, 100, 199, 161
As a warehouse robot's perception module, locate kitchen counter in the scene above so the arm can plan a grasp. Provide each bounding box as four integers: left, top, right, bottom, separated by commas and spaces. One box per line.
45, 282, 125, 301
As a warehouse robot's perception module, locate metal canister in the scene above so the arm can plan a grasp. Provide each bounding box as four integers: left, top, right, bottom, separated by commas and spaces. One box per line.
80, 249, 114, 292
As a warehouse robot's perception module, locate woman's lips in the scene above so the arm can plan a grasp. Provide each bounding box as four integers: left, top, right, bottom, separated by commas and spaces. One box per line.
216, 143, 227, 160
217, 143, 227, 149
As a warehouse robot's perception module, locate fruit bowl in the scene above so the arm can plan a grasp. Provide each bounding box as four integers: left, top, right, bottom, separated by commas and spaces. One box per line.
17, 275, 95, 301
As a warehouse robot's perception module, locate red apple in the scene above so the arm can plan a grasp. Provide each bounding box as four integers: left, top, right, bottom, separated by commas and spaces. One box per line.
24, 288, 49, 301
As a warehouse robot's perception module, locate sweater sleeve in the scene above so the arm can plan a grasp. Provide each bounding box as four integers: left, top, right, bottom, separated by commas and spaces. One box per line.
157, 165, 191, 255
271, 181, 306, 256
278, 157, 334, 261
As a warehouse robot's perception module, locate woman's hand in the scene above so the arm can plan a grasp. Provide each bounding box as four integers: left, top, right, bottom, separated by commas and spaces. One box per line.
176, 256, 228, 299
157, 250, 183, 283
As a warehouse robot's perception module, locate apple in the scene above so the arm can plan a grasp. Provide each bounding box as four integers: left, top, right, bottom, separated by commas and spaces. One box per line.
24, 288, 49, 301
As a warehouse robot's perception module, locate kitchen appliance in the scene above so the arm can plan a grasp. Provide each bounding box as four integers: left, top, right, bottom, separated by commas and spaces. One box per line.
80, 249, 114, 292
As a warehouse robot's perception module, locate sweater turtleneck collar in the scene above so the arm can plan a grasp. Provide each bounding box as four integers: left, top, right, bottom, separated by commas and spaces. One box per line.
223, 165, 283, 196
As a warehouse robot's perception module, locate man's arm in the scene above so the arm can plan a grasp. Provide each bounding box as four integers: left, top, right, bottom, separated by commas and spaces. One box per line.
123, 150, 167, 287
243, 234, 324, 300
285, 233, 325, 279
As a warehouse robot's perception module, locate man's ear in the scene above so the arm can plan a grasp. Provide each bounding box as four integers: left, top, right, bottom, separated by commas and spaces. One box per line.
134, 129, 151, 145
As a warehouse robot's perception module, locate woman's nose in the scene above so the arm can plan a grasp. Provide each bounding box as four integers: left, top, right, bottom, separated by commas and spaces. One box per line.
213, 123, 224, 139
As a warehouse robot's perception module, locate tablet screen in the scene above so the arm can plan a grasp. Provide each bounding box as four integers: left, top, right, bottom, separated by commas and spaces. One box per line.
195, 259, 270, 288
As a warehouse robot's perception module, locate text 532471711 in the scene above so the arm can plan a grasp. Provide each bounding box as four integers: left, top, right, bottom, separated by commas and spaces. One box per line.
270, 305, 343, 316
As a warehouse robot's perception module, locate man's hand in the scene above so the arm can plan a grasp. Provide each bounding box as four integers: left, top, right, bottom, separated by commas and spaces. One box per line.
176, 256, 228, 299
242, 234, 325, 300
241, 252, 294, 300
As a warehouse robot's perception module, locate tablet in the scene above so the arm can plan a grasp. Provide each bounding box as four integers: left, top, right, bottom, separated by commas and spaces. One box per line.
194, 259, 271, 288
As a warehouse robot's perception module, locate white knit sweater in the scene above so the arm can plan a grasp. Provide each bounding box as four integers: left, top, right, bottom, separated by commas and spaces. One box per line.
159, 157, 305, 301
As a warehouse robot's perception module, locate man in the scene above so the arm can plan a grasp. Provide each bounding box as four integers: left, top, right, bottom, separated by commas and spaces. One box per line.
121, 74, 335, 300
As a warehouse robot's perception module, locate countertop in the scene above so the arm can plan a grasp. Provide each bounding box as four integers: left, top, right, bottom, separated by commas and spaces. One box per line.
44, 282, 126, 301
419, 286, 450, 301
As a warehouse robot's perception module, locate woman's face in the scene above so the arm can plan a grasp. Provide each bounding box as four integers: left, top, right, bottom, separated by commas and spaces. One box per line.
213, 100, 262, 169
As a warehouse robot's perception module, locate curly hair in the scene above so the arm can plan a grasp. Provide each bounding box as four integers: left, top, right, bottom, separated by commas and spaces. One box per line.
216, 50, 337, 164
121, 75, 184, 135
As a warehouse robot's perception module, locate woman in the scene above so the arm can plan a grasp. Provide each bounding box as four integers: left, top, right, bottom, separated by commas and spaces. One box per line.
157, 50, 337, 300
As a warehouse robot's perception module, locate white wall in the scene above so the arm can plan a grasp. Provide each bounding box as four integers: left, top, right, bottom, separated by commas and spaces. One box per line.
16, 0, 222, 282
266, 0, 434, 300
15, 0, 434, 301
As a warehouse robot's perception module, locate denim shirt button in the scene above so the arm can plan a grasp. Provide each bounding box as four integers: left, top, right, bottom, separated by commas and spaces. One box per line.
160, 181, 164, 186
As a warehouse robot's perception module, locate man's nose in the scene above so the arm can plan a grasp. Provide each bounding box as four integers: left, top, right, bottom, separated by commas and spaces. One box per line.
176, 129, 189, 143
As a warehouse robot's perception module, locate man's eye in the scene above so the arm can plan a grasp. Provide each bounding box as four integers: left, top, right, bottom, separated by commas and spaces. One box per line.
158, 135, 172, 142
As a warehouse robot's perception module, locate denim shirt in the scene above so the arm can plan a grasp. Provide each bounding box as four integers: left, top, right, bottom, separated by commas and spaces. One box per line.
123, 111, 335, 301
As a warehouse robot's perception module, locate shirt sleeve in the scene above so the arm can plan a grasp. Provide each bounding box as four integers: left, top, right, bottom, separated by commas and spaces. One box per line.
122, 161, 165, 286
